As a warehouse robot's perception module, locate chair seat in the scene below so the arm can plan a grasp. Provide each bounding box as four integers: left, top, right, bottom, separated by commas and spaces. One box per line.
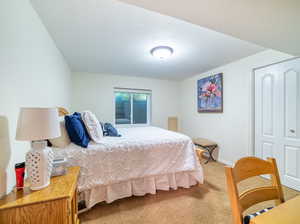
243, 207, 273, 224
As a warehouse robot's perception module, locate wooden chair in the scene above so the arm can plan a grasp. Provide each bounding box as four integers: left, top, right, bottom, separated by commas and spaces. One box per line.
168, 117, 178, 132
225, 157, 284, 224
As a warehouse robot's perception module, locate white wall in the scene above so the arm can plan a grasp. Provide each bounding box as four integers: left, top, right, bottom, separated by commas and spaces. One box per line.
179, 50, 293, 165
0, 0, 71, 196
71, 73, 180, 129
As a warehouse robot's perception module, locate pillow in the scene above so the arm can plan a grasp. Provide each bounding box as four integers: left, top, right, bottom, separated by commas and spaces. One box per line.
103, 123, 121, 137
81, 111, 103, 143
49, 121, 71, 148
65, 112, 90, 148
99, 122, 105, 134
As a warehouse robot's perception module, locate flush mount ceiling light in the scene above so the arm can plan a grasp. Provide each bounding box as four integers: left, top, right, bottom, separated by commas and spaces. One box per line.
150, 46, 174, 59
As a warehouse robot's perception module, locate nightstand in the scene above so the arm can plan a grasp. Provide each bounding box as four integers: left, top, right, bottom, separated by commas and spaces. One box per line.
0, 166, 80, 224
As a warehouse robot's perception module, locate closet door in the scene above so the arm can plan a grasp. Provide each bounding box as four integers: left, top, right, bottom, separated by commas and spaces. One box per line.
255, 65, 281, 175
255, 58, 300, 191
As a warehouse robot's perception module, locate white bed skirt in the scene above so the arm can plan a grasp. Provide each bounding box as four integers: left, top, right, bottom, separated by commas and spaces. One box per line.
82, 170, 203, 209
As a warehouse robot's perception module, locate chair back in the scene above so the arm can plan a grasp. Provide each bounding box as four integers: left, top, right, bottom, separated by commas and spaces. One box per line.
168, 117, 178, 132
225, 157, 284, 224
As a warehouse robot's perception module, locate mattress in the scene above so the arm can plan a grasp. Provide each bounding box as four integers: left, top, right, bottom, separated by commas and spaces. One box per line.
53, 126, 203, 207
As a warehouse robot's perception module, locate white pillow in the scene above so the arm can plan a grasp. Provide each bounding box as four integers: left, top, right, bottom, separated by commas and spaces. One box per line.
49, 121, 71, 148
81, 111, 103, 143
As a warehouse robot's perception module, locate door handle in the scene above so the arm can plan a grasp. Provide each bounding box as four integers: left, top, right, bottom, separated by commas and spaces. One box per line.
290, 129, 295, 133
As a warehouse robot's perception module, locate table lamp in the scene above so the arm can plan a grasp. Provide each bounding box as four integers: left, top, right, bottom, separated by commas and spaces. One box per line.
16, 108, 61, 190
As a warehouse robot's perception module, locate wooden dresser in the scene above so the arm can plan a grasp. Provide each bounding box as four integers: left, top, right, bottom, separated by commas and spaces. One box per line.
0, 166, 80, 224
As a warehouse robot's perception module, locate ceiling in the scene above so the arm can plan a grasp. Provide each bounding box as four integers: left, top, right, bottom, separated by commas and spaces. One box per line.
31, 0, 264, 80
121, 0, 300, 56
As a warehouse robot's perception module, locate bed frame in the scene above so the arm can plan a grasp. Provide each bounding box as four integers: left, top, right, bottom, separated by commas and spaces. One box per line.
58, 107, 69, 116
57, 107, 90, 213
55, 106, 202, 214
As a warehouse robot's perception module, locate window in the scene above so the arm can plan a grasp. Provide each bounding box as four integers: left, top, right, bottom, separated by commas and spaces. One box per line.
114, 88, 151, 125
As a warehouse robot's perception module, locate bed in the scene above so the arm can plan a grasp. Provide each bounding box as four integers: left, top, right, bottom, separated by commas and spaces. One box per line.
54, 108, 204, 209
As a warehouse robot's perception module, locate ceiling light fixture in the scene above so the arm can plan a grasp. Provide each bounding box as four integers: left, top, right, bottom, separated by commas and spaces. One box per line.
150, 46, 174, 59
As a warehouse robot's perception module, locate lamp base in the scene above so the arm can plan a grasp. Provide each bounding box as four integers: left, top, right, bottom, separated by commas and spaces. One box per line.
29, 181, 50, 191
26, 140, 54, 191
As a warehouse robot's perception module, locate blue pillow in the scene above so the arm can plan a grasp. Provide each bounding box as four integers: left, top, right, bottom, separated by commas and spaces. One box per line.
103, 123, 121, 137
99, 121, 105, 135
65, 112, 90, 148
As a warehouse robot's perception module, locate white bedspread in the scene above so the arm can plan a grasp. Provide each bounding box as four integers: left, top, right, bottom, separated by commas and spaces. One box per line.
53, 126, 203, 205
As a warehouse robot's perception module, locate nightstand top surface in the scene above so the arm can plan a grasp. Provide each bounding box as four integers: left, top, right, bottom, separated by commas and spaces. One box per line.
0, 166, 80, 210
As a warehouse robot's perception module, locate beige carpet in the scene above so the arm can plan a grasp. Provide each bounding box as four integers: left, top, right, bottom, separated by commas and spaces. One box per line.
79, 161, 299, 224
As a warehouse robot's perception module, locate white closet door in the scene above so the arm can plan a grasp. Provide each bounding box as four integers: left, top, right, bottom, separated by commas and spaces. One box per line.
255, 58, 300, 191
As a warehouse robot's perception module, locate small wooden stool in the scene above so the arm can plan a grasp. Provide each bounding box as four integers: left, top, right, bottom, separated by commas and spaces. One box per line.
195, 147, 206, 163
193, 138, 218, 164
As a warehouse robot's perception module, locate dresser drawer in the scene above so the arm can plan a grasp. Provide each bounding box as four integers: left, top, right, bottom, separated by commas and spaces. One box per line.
0, 199, 69, 224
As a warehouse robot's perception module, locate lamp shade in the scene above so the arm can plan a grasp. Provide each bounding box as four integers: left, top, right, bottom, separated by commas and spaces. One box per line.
16, 108, 61, 141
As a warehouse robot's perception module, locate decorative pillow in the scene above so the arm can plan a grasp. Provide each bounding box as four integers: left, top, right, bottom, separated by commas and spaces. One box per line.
81, 111, 103, 143
99, 121, 105, 135
49, 121, 71, 148
103, 123, 121, 137
65, 112, 90, 148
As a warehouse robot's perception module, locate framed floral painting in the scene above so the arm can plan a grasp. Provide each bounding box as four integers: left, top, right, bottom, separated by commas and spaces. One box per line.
197, 73, 223, 113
